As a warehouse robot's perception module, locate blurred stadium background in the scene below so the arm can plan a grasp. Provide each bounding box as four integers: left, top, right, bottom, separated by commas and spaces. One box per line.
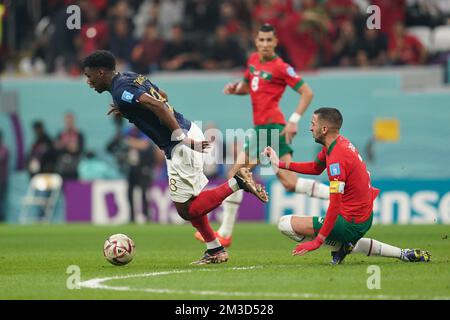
0, 0, 450, 227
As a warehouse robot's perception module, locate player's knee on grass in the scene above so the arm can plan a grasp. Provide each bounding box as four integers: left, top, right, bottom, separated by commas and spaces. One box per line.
278, 215, 311, 242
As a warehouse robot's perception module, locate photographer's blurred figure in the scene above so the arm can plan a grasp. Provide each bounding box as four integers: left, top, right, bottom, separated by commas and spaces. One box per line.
54, 112, 84, 181
124, 125, 156, 223
26, 121, 56, 178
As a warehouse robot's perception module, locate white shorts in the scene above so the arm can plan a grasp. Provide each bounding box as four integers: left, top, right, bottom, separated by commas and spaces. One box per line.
166, 122, 209, 203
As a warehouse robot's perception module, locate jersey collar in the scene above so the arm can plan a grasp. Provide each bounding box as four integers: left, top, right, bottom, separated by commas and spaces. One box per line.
260, 54, 278, 63
327, 136, 339, 155
109, 72, 121, 92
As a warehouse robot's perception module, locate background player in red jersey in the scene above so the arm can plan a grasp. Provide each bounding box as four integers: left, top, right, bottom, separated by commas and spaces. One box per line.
195, 23, 329, 247
265, 107, 431, 264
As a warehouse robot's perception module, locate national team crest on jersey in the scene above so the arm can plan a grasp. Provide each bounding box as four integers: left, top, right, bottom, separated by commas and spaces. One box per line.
330, 163, 341, 176
286, 66, 298, 78
121, 90, 134, 103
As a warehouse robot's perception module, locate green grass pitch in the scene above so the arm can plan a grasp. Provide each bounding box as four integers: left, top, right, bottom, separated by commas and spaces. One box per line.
0, 223, 449, 300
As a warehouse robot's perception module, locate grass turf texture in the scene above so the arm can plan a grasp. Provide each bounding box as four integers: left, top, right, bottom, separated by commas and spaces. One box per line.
0, 223, 449, 300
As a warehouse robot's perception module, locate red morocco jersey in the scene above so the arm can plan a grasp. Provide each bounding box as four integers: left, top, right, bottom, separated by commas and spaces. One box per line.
243, 53, 304, 126
316, 135, 378, 223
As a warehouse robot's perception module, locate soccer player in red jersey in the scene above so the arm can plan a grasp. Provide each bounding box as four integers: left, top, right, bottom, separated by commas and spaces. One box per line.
264, 107, 430, 263
195, 23, 329, 247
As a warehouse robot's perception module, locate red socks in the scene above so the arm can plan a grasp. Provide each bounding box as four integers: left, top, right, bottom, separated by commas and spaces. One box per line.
190, 215, 215, 243
188, 181, 234, 219
188, 181, 236, 244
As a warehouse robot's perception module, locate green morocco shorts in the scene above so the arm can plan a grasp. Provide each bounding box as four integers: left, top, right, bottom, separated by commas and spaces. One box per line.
243, 124, 293, 160
312, 213, 373, 245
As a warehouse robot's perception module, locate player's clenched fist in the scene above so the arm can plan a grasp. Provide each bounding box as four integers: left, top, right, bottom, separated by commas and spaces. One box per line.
223, 82, 238, 95
263, 146, 280, 167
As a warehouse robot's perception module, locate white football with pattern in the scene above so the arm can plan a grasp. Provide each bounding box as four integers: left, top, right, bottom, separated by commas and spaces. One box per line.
103, 233, 136, 266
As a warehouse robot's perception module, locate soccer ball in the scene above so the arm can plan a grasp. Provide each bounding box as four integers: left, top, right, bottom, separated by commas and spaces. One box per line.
103, 233, 136, 266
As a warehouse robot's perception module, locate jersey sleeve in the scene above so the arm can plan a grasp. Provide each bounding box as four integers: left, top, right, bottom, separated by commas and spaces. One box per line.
315, 148, 327, 167
279, 63, 304, 91
115, 83, 147, 108
243, 67, 250, 84
242, 55, 253, 84
149, 80, 160, 92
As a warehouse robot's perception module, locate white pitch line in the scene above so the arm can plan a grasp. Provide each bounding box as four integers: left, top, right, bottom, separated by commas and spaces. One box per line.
79, 265, 450, 300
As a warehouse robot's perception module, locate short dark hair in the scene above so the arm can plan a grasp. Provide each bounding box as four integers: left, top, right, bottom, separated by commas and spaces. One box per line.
82, 50, 116, 70
259, 23, 276, 36
314, 107, 343, 129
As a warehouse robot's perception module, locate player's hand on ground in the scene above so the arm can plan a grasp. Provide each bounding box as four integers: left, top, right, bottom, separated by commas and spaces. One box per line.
107, 104, 122, 117
280, 122, 298, 144
292, 237, 324, 256
223, 82, 238, 95
263, 146, 279, 167
183, 137, 211, 153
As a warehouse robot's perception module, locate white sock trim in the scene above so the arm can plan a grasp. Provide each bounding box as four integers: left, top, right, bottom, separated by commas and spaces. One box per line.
295, 178, 329, 200
228, 178, 239, 192
206, 239, 221, 249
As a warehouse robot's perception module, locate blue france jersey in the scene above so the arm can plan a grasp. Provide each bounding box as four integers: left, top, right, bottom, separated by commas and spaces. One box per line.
110, 72, 191, 158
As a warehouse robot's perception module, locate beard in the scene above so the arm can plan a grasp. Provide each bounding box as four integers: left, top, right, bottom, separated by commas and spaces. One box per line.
314, 133, 325, 145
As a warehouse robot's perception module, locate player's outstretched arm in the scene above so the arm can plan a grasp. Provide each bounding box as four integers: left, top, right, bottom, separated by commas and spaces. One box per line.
263, 146, 325, 175
293, 82, 314, 116
223, 81, 250, 95
279, 161, 325, 175
137, 93, 210, 153
292, 193, 341, 256
138, 93, 181, 132
281, 82, 314, 144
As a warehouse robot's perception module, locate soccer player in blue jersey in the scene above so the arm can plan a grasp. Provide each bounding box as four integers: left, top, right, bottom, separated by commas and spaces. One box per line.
82, 50, 268, 265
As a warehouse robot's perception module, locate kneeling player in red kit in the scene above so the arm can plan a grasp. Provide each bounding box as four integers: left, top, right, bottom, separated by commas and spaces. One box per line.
265, 107, 430, 264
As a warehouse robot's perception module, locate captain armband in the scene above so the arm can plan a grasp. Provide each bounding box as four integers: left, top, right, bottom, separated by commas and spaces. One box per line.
329, 180, 345, 194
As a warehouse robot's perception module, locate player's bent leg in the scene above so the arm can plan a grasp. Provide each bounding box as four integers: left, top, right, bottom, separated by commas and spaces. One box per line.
278, 215, 342, 252
278, 215, 313, 242
277, 153, 329, 199
203, 191, 243, 247
214, 154, 250, 241
352, 238, 431, 262
192, 167, 266, 246
226, 151, 253, 179
276, 169, 299, 193
188, 167, 267, 221
295, 177, 329, 199
174, 200, 228, 265
210, 153, 259, 245
286, 215, 316, 237
168, 123, 229, 264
